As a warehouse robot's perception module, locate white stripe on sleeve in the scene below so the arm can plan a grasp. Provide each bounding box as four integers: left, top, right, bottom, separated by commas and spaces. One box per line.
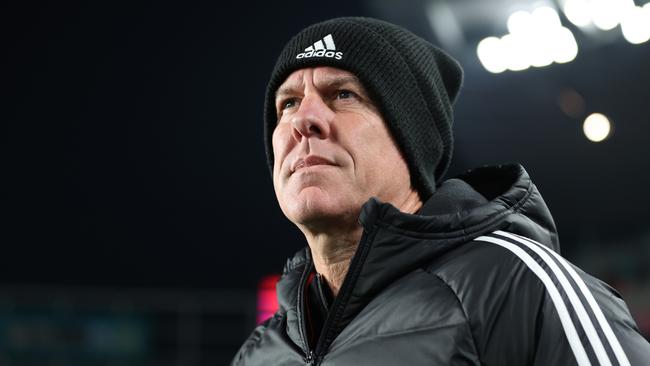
496, 231, 631, 366
475, 235, 592, 366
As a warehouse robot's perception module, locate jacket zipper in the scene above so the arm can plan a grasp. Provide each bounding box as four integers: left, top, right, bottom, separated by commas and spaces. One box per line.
309, 228, 376, 365
315, 273, 330, 311
297, 257, 315, 365
305, 350, 316, 366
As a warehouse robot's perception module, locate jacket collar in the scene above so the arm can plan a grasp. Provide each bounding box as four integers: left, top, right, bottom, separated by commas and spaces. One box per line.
358, 164, 537, 237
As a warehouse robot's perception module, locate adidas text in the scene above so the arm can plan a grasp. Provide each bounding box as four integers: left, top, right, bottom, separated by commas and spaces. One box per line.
295, 34, 343, 60
296, 50, 343, 60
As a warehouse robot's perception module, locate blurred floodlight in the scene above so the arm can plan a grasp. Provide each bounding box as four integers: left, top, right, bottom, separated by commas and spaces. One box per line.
507, 11, 533, 35
563, 0, 592, 27
477, 37, 507, 73
621, 5, 650, 44
478, 7, 579, 73
502, 34, 530, 71
529, 35, 555, 68
530, 8, 563, 67
553, 27, 579, 63
583, 113, 612, 142
533, 7, 562, 29
563, 0, 636, 29
592, 0, 620, 30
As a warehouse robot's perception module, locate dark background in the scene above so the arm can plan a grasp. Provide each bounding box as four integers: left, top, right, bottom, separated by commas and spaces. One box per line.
5, 0, 650, 364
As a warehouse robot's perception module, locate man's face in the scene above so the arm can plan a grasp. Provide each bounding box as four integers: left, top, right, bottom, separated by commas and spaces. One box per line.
272, 67, 414, 231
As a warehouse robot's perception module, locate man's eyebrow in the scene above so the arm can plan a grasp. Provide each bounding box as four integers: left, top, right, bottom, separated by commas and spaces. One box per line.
320, 75, 363, 90
275, 85, 300, 100
275, 75, 365, 101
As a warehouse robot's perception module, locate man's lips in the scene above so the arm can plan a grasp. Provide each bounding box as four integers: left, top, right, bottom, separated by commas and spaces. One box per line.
291, 155, 336, 173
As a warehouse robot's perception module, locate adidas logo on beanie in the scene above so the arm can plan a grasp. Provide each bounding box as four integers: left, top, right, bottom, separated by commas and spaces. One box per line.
295, 34, 343, 60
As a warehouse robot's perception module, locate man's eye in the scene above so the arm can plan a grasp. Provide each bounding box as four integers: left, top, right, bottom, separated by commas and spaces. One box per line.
336, 90, 355, 99
282, 99, 297, 110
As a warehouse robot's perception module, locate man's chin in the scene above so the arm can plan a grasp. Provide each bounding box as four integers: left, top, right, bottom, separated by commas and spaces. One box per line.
285, 189, 345, 224
289, 189, 334, 217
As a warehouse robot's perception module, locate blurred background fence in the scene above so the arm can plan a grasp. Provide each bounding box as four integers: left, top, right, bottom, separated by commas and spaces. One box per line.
0, 287, 255, 366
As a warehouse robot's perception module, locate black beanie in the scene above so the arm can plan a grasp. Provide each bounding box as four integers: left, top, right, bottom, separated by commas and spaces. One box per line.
264, 17, 463, 199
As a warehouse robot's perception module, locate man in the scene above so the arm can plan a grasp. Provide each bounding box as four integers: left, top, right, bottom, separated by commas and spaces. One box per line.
232, 17, 650, 365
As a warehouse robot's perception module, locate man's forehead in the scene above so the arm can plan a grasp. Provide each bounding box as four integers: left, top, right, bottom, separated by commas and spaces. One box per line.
276, 67, 362, 95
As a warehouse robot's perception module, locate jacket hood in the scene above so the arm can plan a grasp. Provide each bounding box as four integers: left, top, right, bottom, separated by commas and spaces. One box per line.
359, 164, 558, 244
275, 164, 559, 352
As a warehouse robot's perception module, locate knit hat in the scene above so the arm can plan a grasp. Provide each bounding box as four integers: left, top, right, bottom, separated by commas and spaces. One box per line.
264, 17, 463, 199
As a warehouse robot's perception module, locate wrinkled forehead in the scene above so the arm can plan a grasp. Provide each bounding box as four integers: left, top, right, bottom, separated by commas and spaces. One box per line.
275, 66, 364, 97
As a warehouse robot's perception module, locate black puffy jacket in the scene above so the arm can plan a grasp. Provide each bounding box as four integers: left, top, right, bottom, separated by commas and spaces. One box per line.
232, 165, 650, 365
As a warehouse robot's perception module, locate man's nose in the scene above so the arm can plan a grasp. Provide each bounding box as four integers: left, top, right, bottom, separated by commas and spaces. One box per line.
290, 94, 332, 143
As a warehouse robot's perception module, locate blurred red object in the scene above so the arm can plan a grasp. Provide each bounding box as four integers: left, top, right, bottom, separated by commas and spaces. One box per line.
257, 274, 281, 324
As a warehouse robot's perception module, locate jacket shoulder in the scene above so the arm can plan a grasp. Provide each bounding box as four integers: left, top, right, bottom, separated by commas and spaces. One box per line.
430, 230, 650, 365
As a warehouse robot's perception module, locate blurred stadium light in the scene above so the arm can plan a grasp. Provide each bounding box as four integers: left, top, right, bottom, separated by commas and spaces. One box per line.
379, 0, 650, 73
256, 275, 281, 324
477, 7, 579, 73
620, 3, 650, 44
583, 113, 612, 142
476, 1, 650, 73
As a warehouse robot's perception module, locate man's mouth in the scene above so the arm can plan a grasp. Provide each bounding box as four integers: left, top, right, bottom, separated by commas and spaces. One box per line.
291, 155, 336, 173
